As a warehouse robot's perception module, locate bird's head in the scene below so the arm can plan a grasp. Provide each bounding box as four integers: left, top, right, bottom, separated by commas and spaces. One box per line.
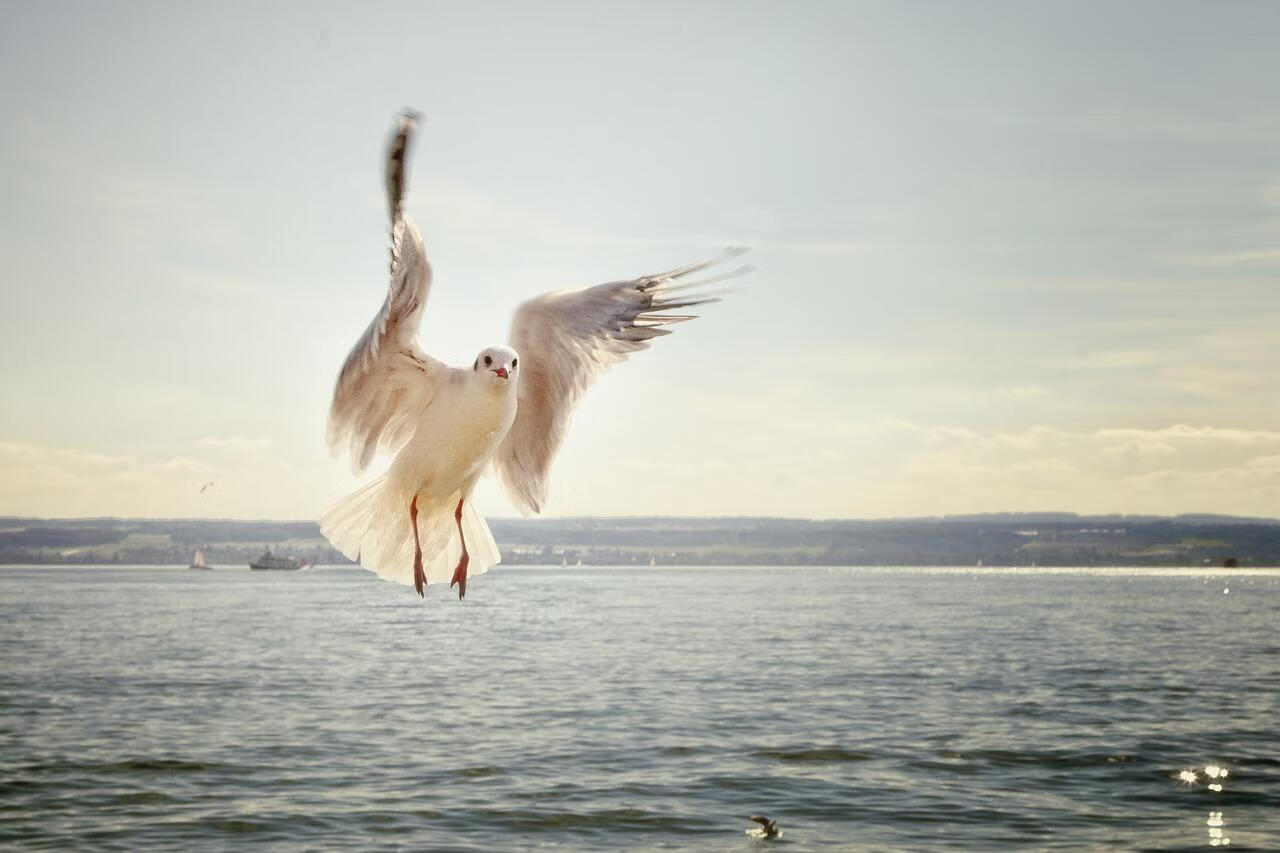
473, 345, 519, 386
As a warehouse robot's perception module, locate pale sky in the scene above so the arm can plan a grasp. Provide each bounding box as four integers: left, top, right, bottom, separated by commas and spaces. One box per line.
2, 1, 1280, 521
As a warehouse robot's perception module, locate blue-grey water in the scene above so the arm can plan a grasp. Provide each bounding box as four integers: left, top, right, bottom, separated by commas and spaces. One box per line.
1, 565, 1277, 850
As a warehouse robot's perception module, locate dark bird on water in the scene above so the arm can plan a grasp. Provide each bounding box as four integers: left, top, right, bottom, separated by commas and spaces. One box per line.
746, 814, 780, 839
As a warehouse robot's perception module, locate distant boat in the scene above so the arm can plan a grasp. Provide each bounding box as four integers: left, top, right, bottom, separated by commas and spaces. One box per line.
249, 549, 308, 571
189, 548, 212, 570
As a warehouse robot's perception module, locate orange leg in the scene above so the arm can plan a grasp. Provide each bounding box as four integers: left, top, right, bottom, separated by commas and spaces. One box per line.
450, 498, 470, 599
410, 495, 425, 598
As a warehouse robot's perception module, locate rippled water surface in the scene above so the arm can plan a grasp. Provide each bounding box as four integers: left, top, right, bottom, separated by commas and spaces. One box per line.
2, 565, 1278, 850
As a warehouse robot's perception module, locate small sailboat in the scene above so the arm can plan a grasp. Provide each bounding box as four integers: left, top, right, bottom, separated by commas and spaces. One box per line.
189, 547, 212, 570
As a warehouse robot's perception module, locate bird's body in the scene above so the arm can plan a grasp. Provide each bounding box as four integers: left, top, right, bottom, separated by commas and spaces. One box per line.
320, 113, 747, 599
321, 355, 515, 597
387, 367, 517, 498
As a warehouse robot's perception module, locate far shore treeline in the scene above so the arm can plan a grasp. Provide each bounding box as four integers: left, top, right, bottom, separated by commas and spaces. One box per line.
2, 514, 1278, 568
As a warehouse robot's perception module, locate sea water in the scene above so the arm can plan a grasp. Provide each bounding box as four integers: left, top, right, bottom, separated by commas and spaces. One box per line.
2, 565, 1277, 849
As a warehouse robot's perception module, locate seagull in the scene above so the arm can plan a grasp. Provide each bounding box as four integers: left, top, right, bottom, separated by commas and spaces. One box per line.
319, 113, 749, 599
746, 815, 780, 839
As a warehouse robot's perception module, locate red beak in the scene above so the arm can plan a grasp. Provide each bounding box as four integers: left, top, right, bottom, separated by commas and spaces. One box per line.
494, 367, 508, 379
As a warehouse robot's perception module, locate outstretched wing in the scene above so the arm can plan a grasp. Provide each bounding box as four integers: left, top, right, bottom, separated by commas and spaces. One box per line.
328, 113, 446, 472
495, 248, 750, 514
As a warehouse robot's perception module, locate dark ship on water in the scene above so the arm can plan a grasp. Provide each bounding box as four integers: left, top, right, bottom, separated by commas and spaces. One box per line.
248, 548, 308, 571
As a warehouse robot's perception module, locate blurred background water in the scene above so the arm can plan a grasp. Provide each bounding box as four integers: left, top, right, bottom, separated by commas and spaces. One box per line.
1, 565, 1277, 850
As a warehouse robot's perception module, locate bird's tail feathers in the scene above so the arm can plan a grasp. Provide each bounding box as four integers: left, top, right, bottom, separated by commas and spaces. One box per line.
318, 476, 386, 562
460, 498, 501, 570
318, 477, 500, 591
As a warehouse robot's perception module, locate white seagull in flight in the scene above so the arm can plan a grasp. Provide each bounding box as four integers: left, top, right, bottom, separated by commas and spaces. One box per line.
320, 113, 748, 599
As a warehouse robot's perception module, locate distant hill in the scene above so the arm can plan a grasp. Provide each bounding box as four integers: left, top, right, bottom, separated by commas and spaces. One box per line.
1, 513, 1277, 567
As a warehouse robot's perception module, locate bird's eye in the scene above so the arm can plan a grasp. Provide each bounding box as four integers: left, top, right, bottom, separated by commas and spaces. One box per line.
512, 358, 518, 369
483, 355, 492, 366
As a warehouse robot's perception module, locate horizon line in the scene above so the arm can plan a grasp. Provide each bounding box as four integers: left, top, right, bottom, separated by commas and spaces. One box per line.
4, 511, 1280, 525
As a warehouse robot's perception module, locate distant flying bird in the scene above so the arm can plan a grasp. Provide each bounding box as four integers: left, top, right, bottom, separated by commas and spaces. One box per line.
320, 113, 748, 599
199, 481, 215, 494
745, 815, 780, 839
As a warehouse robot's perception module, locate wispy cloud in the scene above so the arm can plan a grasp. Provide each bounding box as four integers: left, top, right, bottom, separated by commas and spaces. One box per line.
0, 439, 330, 519
1093, 425, 1280, 445
803, 418, 1280, 516
994, 384, 1049, 399
413, 183, 862, 258
1171, 248, 1280, 267
194, 436, 276, 454
1055, 350, 1166, 371
752, 239, 862, 256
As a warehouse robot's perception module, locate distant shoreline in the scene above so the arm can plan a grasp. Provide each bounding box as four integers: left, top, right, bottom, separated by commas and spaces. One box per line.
3, 514, 1278, 569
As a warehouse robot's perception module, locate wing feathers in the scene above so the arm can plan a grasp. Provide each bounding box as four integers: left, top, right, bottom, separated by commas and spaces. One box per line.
495, 248, 746, 514
327, 113, 442, 473
644, 245, 749, 282
385, 109, 420, 220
